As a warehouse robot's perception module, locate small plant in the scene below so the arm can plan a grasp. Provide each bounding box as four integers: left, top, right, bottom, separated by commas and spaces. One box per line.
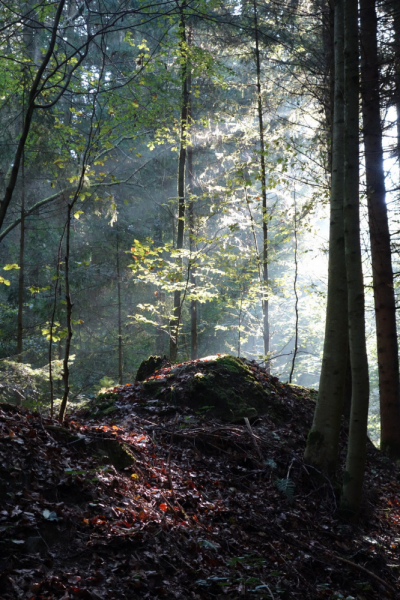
274, 477, 295, 502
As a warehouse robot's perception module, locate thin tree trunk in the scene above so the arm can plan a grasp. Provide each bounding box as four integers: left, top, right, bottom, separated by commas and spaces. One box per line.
116, 227, 123, 385
17, 156, 25, 361
304, 0, 348, 474
59, 201, 74, 422
360, 0, 400, 457
188, 145, 198, 360
187, 24, 197, 360
154, 215, 166, 355
170, 4, 189, 362
49, 229, 65, 419
253, 0, 269, 366
289, 191, 299, 384
0, 0, 66, 231
341, 0, 370, 516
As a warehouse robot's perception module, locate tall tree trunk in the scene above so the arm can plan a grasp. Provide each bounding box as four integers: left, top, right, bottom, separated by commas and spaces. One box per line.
341, 0, 370, 516
304, 0, 348, 474
188, 141, 198, 360
187, 24, 197, 360
169, 4, 189, 362
289, 191, 299, 384
393, 3, 400, 164
360, 0, 400, 457
116, 227, 123, 385
253, 0, 270, 366
17, 153, 25, 361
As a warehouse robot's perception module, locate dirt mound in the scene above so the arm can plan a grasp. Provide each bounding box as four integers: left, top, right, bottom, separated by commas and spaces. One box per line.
91, 354, 294, 422
0, 360, 399, 599
141, 354, 279, 421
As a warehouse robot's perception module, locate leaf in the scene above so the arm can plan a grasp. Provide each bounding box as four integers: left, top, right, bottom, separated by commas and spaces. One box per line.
198, 540, 219, 551
43, 509, 58, 521
0, 276, 10, 286
3, 264, 19, 270
74, 211, 84, 219
159, 503, 168, 512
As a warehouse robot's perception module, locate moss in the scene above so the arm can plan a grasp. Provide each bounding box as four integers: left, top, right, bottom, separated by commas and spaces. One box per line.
96, 391, 118, 402
140, 354, 273, 422
95, 439, 136, 469
215, 355, 249, 374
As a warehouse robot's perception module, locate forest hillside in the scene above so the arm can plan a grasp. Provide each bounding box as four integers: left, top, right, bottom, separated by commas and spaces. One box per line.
1, 356, 399, 599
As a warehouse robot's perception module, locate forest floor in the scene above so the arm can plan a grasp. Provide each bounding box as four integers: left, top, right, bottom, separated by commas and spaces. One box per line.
1, 357, 400, 600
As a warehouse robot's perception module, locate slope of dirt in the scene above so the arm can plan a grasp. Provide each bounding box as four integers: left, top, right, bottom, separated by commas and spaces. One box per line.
0, 358, 400, 600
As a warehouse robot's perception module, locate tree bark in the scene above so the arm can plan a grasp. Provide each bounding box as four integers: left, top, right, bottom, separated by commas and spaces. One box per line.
188, 137, 198, 360
253, 0, 270, 366
170, 4, 189, 362
393, 2, 400, 164
116, 227, 123, 385
17, 151, 25, 361
341, 0, 369, 516
304, 0, 348, 474
360, 0, 400, 457
187, 24, 197, 360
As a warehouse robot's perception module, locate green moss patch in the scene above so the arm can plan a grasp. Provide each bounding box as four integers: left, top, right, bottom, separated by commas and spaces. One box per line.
142, 354, 271, 422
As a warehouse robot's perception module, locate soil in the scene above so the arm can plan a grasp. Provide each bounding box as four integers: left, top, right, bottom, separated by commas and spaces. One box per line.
0, 357, 399, 600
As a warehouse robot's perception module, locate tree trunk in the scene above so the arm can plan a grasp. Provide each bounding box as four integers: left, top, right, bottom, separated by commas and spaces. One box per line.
341, 0, 369, 516
169, 4, 189, 362
59, 202, 73, 422
187, 24, 197, 360
304, 0, 348, 474
0, 0, 66, 231
17, 155, 25, 361
253, 0, 270, 366
360, 0, 400, 457
393, 3, 400, 164
116, 228, 123, 385
188, 141, 198, 360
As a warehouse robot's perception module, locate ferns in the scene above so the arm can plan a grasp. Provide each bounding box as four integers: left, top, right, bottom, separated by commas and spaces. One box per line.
274, 477, 295, 502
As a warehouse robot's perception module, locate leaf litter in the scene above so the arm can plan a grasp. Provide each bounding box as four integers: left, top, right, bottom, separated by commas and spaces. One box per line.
0, 358, 399, 599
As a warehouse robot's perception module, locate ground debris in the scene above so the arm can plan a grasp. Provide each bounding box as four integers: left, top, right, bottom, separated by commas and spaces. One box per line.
0, 358, 399, 599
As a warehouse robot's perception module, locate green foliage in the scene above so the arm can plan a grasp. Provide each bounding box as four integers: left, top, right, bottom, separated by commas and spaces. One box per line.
0, 359, 63, 408
274, 478, 295, 502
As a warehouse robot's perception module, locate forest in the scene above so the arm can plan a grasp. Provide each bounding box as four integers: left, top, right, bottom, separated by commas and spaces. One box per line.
1, 0, 400, 597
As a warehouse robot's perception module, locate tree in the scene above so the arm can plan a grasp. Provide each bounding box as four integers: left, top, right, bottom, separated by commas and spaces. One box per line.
304, 0, 348, 474
169, 3, 190, 362
341, 0, 369, 514
360, 0, 400, 458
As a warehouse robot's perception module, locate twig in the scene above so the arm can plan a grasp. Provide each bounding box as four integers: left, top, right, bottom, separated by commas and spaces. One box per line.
244, 417, 263, 460
167, 413, 179, 491
324, 550, 398, 596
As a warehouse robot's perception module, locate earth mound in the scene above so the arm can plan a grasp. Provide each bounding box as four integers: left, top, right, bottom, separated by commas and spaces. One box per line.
138, 354, 284, 422
0, 360, 399, 599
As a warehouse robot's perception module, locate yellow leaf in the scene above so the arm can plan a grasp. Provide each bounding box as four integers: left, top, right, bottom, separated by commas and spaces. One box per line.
3, 264, 19, 270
